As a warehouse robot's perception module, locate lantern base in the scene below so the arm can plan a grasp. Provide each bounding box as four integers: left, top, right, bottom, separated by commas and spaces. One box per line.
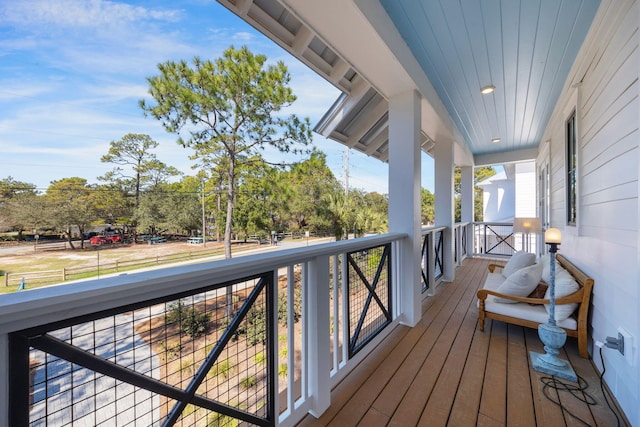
529, 350, 577, 382
529, 323, 577, 382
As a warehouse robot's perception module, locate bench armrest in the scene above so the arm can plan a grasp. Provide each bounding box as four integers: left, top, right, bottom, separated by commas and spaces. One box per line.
488, 263, 506, 273
477, 288, 584, 305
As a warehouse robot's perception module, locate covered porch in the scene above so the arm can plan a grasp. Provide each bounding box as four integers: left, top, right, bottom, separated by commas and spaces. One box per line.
300, 257, 626, 427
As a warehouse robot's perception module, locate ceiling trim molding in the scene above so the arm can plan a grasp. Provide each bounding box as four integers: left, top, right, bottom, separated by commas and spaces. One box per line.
474, 148, 539, 167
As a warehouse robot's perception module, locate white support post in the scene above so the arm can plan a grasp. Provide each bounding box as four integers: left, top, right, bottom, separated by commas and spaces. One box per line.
306, 255, 331, 417
434, 139, 455, 282
388, 90, 422, 327
460, 165, 475, 259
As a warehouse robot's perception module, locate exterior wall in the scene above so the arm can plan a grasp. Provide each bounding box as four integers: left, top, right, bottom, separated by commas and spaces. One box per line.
514, 161, 537, 217
538, 1, 639, 424
480, 172, 515, 222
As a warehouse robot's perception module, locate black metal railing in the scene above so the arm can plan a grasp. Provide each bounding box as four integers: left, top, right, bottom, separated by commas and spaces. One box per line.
1, 233, 407, 427
420, 227, 446, 293
10, 273, 276, 426
346, 244, 392, 358
434, 229, 444, 281
473, 222, 516, 256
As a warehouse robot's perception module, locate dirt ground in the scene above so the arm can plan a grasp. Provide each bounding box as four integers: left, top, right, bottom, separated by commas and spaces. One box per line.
0, 240, 245, 271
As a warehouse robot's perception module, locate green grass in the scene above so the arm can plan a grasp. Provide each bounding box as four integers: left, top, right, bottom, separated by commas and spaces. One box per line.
0, 241, 258, 294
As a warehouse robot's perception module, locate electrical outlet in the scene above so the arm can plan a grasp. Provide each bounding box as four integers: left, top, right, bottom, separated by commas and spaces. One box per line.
618, 327, 633, 366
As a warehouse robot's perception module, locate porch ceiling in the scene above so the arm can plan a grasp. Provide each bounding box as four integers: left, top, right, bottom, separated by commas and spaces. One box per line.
217, 0, 600, 164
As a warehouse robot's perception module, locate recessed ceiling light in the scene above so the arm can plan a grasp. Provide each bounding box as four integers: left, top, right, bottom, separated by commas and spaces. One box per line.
481, 85, 496, 94
491, 137, 501, 143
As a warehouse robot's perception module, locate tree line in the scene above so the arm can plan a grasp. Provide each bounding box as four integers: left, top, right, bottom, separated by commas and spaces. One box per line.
0, 146, 395, 249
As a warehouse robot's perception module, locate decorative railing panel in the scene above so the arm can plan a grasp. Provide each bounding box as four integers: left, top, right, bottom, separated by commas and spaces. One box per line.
11, 274, 276, 426
420, 227, 446, 294
1, 233, 406, 427
473, 222, 516, 256
434, 229, 444, 280
420, 233, 430, 293
346, 244, 392, 358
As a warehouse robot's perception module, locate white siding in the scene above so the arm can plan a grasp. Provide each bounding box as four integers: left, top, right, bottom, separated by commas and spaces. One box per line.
515, 161, 537, 217
538, 1, 639, 424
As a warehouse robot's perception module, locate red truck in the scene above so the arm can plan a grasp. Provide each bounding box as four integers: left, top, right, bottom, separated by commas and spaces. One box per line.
89, 235, 121, 245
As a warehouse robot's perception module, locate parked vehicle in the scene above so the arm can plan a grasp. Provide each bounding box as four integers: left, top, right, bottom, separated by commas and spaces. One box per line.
89, 235, 121, 245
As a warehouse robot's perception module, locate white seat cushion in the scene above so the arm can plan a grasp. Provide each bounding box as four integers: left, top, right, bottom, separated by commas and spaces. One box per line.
479, 271, 577, 330
484, 299, 577, 330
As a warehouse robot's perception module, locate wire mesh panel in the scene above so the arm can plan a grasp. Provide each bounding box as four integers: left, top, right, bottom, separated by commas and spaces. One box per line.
434, 229, 444, 280
345, 244, 392, 358
421, 233, 430, 293
476, 223, 516, 256
11, 273, 276, 426
460, 224, 468, 258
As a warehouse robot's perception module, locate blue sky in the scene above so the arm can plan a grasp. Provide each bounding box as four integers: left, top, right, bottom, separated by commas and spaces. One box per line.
0, 0, 435, 194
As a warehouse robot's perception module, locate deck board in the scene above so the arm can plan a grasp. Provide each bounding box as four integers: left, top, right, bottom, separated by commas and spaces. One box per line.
298, 257, 629, 426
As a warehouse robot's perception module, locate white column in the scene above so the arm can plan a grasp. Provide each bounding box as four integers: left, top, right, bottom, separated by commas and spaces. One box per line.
434, 139, 455, 281
388, 90, 422, 327
306, 255, 330, 417
460, 165, 474, 259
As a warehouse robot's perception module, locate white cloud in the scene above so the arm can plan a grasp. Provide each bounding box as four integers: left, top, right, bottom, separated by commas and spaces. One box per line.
0, 0, 181, 30
0, 0, 393, 194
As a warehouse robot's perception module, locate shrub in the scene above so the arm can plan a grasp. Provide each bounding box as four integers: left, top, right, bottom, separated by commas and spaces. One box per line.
233, 286, 302, 346
208, 359, 233, 379
278, 286, 302, 325
278, 364, 288, 378
254, 351, 266, 365
167, 301, 211, 339
239, 375, 257, 389
207, 412, 238, 427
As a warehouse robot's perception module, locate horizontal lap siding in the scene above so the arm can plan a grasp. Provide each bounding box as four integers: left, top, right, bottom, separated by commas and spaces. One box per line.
539, 1, 639, 425
580, 8, 639, 234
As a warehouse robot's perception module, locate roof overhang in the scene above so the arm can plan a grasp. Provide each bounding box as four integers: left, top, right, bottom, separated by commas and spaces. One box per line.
217, 0, 473, 166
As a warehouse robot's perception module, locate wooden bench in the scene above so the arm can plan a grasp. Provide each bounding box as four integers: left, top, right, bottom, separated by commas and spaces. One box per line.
477, 254, 594, 358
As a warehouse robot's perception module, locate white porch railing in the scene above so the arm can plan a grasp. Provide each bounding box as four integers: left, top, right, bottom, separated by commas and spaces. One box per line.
420, 226, 446, 295
0, 233, 408, 427
472, 222, 538, 257
454, 222, 471, 265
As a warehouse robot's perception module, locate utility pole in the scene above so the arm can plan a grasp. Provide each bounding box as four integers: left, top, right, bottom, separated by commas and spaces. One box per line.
345, 147, 350, 240
202, 183, 206, 247
345, 146, 349, 197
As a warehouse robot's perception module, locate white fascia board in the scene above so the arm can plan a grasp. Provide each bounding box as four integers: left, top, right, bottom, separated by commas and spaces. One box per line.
281, 0, 472, 164
474, 148, 539, 168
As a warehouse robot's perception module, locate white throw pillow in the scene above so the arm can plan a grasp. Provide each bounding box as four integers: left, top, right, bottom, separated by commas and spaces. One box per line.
544, 270, 579, 320
502, 251, 536, 278
495, 262, 543, 303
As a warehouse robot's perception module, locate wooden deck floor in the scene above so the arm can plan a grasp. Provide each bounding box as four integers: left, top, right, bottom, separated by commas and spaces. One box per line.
298, 257, 628, 427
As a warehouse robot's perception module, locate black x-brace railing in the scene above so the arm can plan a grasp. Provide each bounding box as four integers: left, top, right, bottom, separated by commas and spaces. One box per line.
346, 244, 392, 358
9, 273, 276, 427
421, 234, 430, 293
434, 230, 444, 280
461, 225, 468, 257
483, 224, 516, 255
